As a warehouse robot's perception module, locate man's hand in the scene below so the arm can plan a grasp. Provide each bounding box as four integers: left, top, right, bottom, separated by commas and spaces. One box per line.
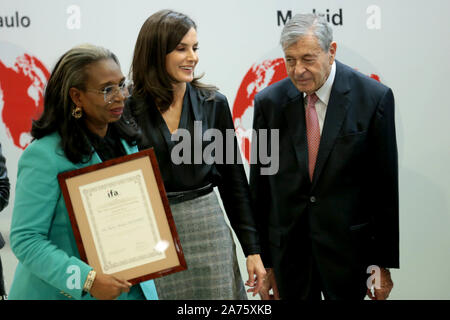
245, 254, 266, 296
259, 268, 280, 300
367, 268, 394, 300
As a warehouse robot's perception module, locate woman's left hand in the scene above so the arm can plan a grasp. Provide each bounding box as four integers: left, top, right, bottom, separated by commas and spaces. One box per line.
245, 254, 266, 296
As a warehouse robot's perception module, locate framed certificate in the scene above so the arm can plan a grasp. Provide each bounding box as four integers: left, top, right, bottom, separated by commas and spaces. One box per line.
58, 148, 186, 285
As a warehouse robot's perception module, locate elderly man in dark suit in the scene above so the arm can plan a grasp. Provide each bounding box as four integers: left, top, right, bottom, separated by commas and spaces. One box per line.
250, 13, 399, 300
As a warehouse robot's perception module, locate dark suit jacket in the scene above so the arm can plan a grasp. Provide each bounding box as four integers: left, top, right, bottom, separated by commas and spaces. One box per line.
128, 83, 261, 256
250, 60, 399, 299
0, 142, 9, 297
0, 143, 9, 214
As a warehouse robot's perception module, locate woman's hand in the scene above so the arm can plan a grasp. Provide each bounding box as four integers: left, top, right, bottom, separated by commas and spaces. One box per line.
245, 254, 266, 297
89, 273, 132, 300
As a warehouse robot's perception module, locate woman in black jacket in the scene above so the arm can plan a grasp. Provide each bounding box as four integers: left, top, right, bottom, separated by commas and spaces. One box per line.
0, 142, 10, 300
128, 10, 266, 299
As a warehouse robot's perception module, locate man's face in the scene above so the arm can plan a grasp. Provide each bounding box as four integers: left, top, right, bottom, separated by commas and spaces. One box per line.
284, 34, 336, 95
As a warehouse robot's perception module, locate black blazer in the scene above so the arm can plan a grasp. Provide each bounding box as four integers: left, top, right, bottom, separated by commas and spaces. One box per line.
250, 60, 399, 299
0, 142, 9, 297
128, 84, 261, 256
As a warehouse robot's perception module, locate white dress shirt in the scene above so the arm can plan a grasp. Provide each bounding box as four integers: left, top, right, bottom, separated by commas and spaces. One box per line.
304, 61, 336, 134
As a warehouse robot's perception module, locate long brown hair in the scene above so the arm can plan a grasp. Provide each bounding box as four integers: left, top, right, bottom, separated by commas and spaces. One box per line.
130, 10, 217, 113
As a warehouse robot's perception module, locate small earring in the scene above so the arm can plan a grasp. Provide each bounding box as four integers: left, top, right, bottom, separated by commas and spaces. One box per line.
72, 106, 83, 119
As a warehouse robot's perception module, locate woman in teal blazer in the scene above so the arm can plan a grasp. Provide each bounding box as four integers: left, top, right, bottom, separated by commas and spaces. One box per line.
8, 44, 157, 300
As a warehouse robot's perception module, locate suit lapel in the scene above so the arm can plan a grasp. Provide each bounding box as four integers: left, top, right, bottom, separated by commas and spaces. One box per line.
120, 139, 138, 155
311, 61, 351, 189
282, 81, 310, 179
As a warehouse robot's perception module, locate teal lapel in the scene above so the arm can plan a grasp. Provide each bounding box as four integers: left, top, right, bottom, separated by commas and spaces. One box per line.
120, 139, 138, 155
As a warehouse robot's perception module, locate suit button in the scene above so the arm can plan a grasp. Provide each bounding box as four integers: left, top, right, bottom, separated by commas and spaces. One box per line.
310, 196, 317, 203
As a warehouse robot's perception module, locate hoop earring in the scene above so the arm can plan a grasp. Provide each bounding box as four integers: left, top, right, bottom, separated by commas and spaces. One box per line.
72, 106, 83, 119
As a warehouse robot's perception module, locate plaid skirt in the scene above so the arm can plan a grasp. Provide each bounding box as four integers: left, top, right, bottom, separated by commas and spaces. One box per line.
154, 190, 247, 300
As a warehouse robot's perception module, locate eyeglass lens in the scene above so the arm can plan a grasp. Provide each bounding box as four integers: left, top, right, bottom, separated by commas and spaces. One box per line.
104, 82, 130, 102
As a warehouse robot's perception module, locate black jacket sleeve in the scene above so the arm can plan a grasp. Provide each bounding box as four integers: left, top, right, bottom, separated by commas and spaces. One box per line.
249, 95, 273, 267
214, 96, 261, 256
0, 143, 10, 212
368, 88, 399, 268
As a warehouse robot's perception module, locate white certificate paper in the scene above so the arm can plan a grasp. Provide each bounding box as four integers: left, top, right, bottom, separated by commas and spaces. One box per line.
79, 169, 166, 274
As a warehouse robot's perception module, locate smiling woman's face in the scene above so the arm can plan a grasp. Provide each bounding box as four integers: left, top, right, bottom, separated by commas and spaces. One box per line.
165, 27, 199, 84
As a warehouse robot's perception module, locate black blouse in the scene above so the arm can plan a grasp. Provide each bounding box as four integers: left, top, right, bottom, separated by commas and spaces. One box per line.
137, 89, 221, 192
128, 84, 261, 256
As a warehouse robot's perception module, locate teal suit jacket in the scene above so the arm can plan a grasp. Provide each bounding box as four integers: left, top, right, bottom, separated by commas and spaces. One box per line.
9, 132, 157, 300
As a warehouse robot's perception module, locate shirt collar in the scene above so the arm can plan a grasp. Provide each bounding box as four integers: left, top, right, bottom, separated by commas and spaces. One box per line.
304, 61, 336, 106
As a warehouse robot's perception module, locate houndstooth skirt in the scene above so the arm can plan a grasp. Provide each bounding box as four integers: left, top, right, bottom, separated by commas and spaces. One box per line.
154, 190, 247, 300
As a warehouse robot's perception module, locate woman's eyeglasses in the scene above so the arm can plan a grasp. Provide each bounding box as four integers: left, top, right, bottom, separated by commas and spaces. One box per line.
87, 80, 131, 103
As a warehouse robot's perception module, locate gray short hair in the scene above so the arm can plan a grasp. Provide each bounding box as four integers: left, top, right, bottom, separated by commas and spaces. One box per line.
280, 14, 333, 52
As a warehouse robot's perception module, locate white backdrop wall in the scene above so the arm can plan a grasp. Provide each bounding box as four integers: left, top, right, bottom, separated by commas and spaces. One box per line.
0, 0, 449, 299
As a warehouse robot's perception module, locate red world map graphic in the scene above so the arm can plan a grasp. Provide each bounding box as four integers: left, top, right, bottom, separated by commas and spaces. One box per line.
0, 53, 49, 149
232, 58, 287, 163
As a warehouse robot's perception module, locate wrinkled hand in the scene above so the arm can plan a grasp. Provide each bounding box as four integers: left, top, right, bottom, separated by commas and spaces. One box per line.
259, 268, 280, 300
89, 273, 132, 300
367, 268, 393, 300
245, 254, 266, 296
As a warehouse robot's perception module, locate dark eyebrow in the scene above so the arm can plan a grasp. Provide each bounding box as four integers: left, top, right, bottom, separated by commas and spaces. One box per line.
285, 52, 317, 59
98, 77, 126, 88
177, 42, 199, 47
